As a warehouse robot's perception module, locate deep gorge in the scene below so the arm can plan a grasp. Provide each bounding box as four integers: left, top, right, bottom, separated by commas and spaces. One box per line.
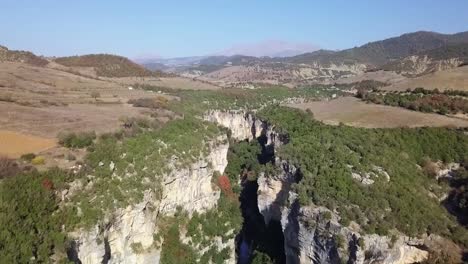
55, 109, 467, 264
232, 131, 286, 264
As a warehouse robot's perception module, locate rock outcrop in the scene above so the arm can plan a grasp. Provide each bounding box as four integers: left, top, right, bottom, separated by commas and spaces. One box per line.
204, 110, 287, 146
69, 136, 231, 264
159, 136, 228, 215
382, 55, 464, 77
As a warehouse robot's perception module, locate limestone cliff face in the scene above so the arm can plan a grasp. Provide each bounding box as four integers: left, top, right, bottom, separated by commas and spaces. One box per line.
69, 136, 230, 264
258, 166, 429, 264
204, 110, 263, 141
159, 136, 228, 215
207, 110, 430, 264
204, 110, 287, 146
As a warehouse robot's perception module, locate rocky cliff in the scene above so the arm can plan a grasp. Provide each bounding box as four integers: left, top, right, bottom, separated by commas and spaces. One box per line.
69, 136, 232, 264
207, 110, 431, 264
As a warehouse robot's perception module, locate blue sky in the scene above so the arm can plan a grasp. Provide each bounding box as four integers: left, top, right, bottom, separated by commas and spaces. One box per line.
1, 0, 468, 58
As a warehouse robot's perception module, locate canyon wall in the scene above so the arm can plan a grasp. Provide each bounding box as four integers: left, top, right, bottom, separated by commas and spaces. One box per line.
69, 136, 234, 264
207, 110, 430, 264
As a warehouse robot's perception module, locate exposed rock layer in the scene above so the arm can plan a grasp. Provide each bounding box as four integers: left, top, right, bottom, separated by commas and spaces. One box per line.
70, 136, 231, 264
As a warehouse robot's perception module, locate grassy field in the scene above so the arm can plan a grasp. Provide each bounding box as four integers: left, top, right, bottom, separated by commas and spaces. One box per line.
286, 96, 468, 128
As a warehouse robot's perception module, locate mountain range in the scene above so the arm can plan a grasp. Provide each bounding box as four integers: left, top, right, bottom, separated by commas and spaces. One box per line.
137, 31, 468, 87
2, 30, 467, 88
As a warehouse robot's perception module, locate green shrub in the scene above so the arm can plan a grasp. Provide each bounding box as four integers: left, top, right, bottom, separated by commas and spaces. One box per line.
58, 131, 96, 148
130, 242, 144, 254
0, 156, 20, 179
20, 153, 36, 162
66, 153, 77, 161
257, 106, 468, 240
0, 169, 69, 262
31, 156, 45, 165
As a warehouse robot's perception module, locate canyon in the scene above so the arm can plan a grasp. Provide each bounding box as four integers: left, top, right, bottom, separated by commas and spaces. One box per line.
67, 110, 461, 263
207, 111, 433, 264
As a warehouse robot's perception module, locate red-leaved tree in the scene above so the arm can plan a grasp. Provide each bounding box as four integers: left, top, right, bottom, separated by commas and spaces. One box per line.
217, 175, 234, 198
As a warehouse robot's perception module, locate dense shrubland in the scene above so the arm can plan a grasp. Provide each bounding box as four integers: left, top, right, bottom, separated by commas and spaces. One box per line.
257, 106, 468, 245
54, 54, 161, 77
358, 87, 468, 114
224, 141, 263, 185
0, 169, 71, 263
447, 163, 468, 225
134, 83, 339, 115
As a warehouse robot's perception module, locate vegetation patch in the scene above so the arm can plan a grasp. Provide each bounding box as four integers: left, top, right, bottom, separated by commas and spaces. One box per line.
31, 156, 46, 165
58, 131, 96, 149
135, 83, 338, 116
0, 169, 71, 263
61, 117, 223, 229
358, 87, 468, 115
159, 189, 241, 264
0, 156, 21, 179
54, 54, 162, 77
257, 106, 468, 244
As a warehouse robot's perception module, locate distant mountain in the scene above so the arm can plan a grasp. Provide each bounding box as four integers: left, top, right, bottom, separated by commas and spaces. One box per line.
138, 56, 208, 67
141, 54, 268, 76
54, 54, 163, 78
0, 45, 49, 66
285, 31, 468, 66
198, 55, 264, 66
216, 40, 319, 57
143, 62, 170, 71
139, 30, 468, 87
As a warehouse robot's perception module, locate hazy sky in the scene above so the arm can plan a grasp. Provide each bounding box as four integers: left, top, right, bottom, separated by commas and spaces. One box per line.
1, 0, 468, 58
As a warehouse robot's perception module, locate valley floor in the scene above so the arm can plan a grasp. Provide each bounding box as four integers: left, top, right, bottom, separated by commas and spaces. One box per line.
286, 96, 468, 128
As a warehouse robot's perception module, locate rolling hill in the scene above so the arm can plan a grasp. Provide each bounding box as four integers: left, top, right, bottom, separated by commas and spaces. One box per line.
142, 31, 468, 87
0, 45, 49, 66
285, 31, 468, 66
54, 54, 162, 78
380, 43, 468, 76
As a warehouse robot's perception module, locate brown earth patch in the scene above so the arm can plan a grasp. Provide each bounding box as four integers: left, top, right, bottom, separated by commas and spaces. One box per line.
383, 66, 468, 92
0, 101, 163, 138
286, 97, 468, 128
0, 130, 56, 158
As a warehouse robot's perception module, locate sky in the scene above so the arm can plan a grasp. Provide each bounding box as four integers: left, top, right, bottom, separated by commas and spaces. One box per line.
1, 0, 468, 58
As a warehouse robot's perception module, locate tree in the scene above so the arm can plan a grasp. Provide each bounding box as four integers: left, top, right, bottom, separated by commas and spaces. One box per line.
0, 170, 67, 262
217, 175, 233, 198
90, 91, 101, 101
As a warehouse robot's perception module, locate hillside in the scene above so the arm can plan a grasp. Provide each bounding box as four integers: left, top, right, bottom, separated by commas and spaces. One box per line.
54, 54, 161, 78
384, 65, 468, 91
146, 31, 468, 88
380, 43, 468, 76
0, 45, 49, 66
286, 31, 468, 66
